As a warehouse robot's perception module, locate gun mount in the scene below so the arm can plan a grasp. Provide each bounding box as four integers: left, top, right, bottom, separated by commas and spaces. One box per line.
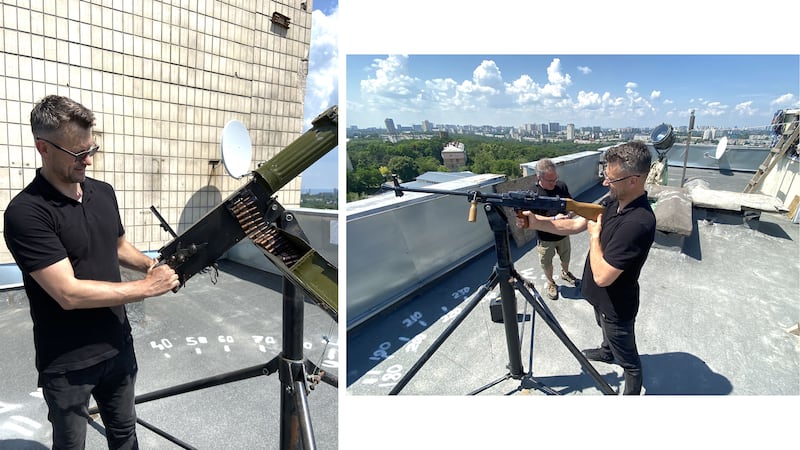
134, 106, 339, 450
381, 174, 615, 396
155, 105, 338, 319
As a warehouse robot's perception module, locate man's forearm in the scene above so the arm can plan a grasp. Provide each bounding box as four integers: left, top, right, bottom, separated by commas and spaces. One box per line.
118, 237, 154, 272
527, 214, 587, 235
587, 235, 623, 287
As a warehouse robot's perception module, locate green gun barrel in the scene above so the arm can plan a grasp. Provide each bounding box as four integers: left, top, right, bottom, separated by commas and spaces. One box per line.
254, 106, 338, 194
156, 106, 339, 320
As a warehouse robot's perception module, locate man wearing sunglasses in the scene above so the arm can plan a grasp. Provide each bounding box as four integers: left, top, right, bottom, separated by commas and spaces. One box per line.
516, 141, 656, 395
528, 159, 579, 300
4, 95, 180, 447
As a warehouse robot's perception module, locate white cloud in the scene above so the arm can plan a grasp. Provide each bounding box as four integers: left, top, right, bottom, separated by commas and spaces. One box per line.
771, 93, 796, 106
577, 65, 591, 75
360, 55, 418, 98
300, 5, 339, 190
303, 7, 338, 130
506, 74, 542, 105
543, 58, 571, 97
735, 101, 757, 116
701, 101, 728, 117
423, 78, 458, 104
575, 90, 607, 109
472, 60, 504, 92
650, 90, 661, 100
451, 60, 509, 111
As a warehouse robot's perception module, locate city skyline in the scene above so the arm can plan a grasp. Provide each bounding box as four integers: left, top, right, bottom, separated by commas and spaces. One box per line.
346, 55, 799, 131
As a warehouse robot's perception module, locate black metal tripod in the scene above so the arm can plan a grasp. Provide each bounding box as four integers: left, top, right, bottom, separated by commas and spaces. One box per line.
90, 205, 337, 449
388, 202, 616, 395
89, 278, 337, 449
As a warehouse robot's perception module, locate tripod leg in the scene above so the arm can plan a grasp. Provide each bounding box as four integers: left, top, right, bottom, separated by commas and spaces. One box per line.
388, 272, 499, 394
280, 378, 316, 450
484, 204, 525, 379
292, 380, 316, 449
467, 373, 513, 395
515, 279, 617, 395
496, 265, 524, 378
280, 278, 321, 449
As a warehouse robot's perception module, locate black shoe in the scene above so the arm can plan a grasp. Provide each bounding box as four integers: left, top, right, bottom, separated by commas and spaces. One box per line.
582, 348, 614, 363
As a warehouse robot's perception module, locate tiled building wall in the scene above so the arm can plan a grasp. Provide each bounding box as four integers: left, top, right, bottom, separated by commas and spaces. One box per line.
0, 0, 312, 264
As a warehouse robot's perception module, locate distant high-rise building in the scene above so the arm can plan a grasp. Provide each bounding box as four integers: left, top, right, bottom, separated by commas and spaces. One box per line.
566, 123, 575, 140
549, 122, 560, 134
385, 118, 397, 134
541, 123, 549, 134
422, 120, 433, 132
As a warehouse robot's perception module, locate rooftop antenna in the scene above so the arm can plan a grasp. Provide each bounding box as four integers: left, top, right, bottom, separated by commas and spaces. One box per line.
680, 110, 695, 187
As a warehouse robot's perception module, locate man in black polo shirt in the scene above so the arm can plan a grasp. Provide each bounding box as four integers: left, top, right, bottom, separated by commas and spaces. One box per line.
529, 158, 579, 300
516, 141, 656, 395
4, 95, 180, 447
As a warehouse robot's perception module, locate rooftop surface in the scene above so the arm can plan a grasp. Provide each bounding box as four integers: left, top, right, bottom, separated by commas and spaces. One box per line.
0, 260, 338, 449
346, 167, 799, 396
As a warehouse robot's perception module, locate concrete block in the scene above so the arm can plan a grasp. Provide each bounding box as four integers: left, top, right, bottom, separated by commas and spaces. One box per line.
652, 188, 693, 236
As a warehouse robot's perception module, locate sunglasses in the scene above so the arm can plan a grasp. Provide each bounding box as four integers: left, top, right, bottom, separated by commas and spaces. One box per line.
36, 137, 100, 162
602, 169, 639, 184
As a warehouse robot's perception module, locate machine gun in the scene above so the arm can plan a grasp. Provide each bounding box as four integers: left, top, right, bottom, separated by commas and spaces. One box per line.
153, 106, 338, 320
137, 106, 338, 450
385, 174, 605, 224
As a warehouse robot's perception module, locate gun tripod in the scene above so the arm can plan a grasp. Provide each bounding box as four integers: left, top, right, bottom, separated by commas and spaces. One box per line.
88, 278, 337, 449
91, 202, 338, 449
388, 203, 615, 395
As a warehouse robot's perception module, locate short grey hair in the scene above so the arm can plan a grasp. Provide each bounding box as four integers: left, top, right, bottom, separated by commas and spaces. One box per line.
535, 158, 556, 177
30, 95, 95, 137
605, 141, 651, 175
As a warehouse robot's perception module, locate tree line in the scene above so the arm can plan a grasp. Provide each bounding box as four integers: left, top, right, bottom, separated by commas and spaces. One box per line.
346, 135, 604, 201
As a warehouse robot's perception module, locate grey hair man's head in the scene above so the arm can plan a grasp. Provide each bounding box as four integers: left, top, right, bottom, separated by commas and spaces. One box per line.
30, 95, 95, 138
605, 141, 651, 176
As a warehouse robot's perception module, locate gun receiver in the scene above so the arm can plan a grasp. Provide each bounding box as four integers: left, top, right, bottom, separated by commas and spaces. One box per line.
386, 174, 604, 222
154, 106, 339, 320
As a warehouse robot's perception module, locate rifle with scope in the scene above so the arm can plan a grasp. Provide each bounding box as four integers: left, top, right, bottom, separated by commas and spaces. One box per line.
384, 174, 604, 224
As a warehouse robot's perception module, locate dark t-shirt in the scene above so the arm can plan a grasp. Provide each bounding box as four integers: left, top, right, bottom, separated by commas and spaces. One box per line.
580, 193, 656, 321
4, 169, 130, 373
531, 180, 571, 242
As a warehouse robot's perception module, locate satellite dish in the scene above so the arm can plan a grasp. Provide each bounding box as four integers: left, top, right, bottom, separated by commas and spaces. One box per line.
220, 120, 253, 179
715, 136, 728, 160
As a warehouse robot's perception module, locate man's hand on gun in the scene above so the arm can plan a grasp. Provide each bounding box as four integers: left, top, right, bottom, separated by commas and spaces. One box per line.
516, 210, 592, 236
586, 213, 603, 239
144, 260, 180, 296
516, 210, 566, 230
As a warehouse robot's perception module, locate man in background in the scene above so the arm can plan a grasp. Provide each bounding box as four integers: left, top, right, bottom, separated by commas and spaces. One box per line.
529, 159, 579, 300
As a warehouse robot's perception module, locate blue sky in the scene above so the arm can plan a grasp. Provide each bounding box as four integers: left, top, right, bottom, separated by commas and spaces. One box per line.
299, 0, 800, 191
346, 54, 799, 130
299, 0, 338, 191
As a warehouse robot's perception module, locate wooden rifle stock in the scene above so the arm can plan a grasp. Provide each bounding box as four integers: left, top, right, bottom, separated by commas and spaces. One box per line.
565, 199, 604, 221
515, 199, 604, 226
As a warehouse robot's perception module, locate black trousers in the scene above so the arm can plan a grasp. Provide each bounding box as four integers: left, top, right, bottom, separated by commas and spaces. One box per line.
594, 308, 642, 395
39, 342, 139, 450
